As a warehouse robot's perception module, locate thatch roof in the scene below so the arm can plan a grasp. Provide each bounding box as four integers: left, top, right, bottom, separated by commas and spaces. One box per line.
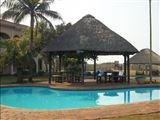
44, 14, 138, 55
130, 48, 160, 64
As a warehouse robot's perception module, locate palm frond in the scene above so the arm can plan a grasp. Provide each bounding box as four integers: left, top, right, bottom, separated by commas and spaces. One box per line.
24, 0, 39, 9
2, 10, 19, 20
39, 10, 62, 20
2, 3, 29, 23
14, 10, 29, 23
0, 0, 17, 8
43, 0, 55, 4
19, 0, 33, 10
35, 1, 50, 11
18, 0, 31, 11
36, 13, 54, 28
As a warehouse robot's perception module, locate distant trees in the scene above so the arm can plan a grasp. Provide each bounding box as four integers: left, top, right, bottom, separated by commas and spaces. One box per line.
36, 21, 72, 49
36, 21, 72, 73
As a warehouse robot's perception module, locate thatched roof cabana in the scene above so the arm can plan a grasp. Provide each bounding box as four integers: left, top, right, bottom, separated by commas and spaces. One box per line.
130, 48, 160, 65
44, 14, 138, 84
43, 15, 138, 55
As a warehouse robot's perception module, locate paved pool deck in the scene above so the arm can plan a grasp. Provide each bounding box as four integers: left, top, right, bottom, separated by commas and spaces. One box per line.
1, 79, 160, 90
1, 100, 160, 120
1, 80, 160, 120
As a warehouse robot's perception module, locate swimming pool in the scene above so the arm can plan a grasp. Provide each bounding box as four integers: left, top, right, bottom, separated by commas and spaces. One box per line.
0, 86, 160, 109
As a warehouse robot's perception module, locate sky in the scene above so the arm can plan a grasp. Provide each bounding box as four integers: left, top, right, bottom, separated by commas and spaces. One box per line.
1, 0, 159, 64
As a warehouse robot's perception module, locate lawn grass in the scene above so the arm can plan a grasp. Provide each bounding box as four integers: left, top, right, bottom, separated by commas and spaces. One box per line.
130, 77, 160, 84
103, 112, 160, 120
0, 75, 160, 85
0, 75, 17, 84
0, 75, 48, 84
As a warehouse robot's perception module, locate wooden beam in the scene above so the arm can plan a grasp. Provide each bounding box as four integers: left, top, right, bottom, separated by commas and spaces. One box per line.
93, 54, 97, 79
48, 53, 52, 84
127, 55, 130, 83
124, 55, 127, 81
59, 54, 62, 72
81, 55, 85, 83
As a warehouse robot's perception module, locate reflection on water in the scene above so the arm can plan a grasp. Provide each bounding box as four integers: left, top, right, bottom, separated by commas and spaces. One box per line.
96, 88, 160, 105
104, 91, 119, 97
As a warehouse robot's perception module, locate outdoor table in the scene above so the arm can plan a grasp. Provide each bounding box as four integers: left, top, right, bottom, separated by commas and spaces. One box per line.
119, 75, 126, 82
52, 75, 63, 83
104, 72, 112, 83
96, 75, 102, 83
96, 72, 112, 83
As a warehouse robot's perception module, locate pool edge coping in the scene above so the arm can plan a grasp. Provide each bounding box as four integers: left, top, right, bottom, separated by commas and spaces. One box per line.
1, 99, 160, 111
0, 83, 160, 91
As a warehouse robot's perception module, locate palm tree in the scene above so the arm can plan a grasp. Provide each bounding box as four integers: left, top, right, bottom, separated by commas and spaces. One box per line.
1, 0, 62, 51
1, 0, 62, 82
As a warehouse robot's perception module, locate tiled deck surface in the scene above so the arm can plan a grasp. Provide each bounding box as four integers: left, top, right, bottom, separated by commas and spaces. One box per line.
1, 79, 160, 90
1, 80, 160, 120
1, 100, 160, 120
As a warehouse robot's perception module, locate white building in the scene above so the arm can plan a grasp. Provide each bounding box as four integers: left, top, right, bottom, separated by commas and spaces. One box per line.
0, 19, 47, 75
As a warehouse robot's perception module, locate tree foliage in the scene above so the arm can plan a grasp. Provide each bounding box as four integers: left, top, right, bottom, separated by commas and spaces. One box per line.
0, 0, 62, 60
1, 0, 61, 27
0, 28, 41, 71
36, 21, 73, 72
1, 0, 62, 81
36, 21, 72, 49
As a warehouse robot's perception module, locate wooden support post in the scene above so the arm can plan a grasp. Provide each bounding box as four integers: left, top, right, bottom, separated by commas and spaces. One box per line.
59, 54, 62, 72
127, 55, 130, 83
93, 54, 96, 80
81, 55, 85, 83
48, 53, 52, 84
124, 55, 127, 81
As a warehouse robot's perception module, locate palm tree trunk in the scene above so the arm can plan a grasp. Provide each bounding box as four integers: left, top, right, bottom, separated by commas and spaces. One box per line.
29, 13, 34, 82
30, 13, 34, 51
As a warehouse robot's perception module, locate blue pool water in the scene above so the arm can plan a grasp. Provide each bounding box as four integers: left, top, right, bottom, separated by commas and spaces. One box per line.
0, 86, 160, 109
